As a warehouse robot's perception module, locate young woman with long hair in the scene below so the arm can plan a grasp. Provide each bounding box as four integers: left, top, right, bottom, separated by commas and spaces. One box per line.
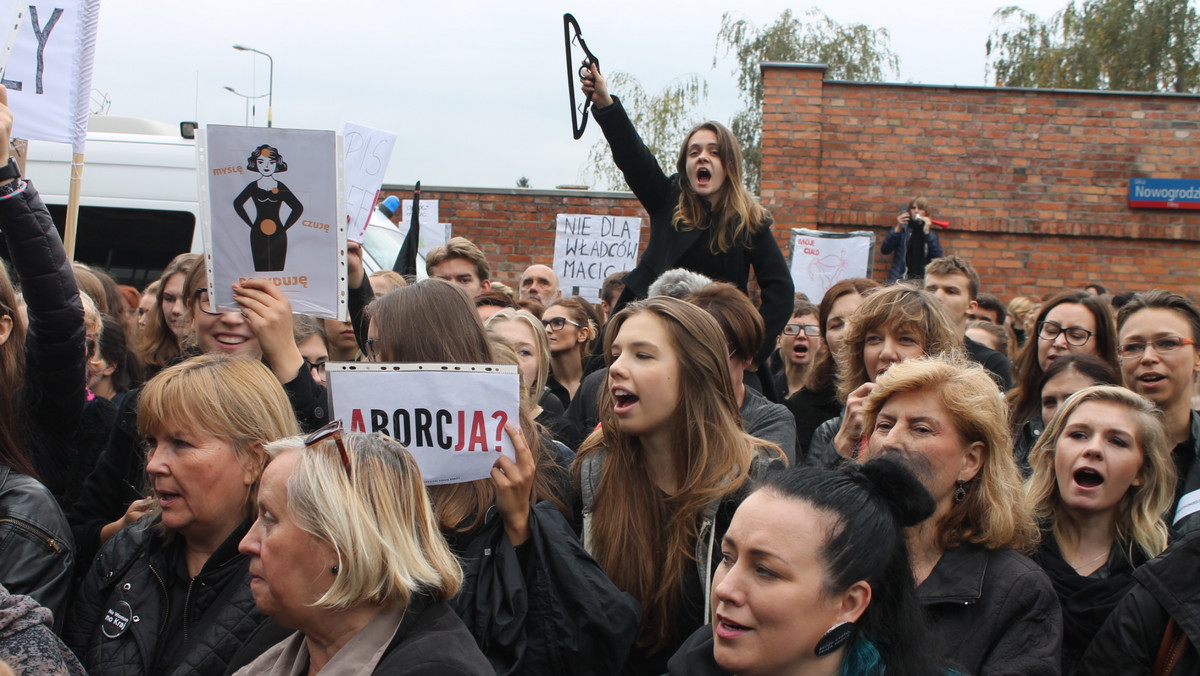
1026, 385, 1176, 673
574, 297, 784, 674
136, 252, 201, 376
542, 296, 596, 409
580, 62, 793, 374
1008, 291, 1119, 467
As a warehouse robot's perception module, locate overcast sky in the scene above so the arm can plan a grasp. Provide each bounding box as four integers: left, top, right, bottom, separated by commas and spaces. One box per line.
93, 0, 1070, 190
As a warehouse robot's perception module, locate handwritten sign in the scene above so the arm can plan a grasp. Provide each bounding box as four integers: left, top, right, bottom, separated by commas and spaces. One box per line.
198, 125, 347, 320
0, 0, 99, 152
392, 198, 450, 260
789, 229, 873, 304
343, 122, 397, 243
327, 363, 520, 485
553, 213, 642, 302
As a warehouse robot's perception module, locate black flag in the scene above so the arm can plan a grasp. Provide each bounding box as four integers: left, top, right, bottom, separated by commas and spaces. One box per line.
393, 181, 420, 276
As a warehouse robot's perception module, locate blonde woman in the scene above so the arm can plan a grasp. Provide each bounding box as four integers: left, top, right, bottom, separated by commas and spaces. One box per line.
1026, 385, 1176, 673
859, 357, 1060, 675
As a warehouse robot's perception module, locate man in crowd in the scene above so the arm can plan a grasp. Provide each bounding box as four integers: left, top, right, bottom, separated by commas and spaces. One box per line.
519, 264, 561, 304
426, 237, 492, 297
923, 256, 1013, 390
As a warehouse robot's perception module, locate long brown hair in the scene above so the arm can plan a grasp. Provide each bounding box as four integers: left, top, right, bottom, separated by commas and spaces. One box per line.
368, 278, 566, 532
0, 261, 34, 478
803, 278, 880, 392
138, 253, 200, 368
672, 121, 767, 254
573, 297, 778, 649
1009, 291, 1118, 430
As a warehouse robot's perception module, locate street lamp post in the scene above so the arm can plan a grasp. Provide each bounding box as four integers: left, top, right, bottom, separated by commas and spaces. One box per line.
223, 86, 268, 126
232, 44, 273, 127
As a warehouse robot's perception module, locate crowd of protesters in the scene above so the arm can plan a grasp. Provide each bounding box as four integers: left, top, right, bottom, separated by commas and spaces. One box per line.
0, 60, 1197, 676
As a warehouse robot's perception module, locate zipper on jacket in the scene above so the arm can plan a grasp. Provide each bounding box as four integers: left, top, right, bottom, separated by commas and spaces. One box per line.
182, 577, 198, 642
147, 563, 170, 635
0, 516, 64, 553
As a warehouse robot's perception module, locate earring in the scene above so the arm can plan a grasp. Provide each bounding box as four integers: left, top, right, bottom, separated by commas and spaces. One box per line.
954, 480, 968, 504
330, 565, 339, 575
814, 621, 855, 657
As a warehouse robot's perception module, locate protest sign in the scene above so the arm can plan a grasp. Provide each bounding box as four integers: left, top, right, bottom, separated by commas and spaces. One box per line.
327, 363, 520, 485
553, 213, 641, 302
789, 229, 874, 304
395, 199, 449, 259
198, 125, 347, 319
343, 122, 397, 243
0, 0, 98, 153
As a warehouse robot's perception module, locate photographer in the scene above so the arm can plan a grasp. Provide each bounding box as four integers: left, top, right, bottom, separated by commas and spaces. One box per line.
881, 196, 943, 284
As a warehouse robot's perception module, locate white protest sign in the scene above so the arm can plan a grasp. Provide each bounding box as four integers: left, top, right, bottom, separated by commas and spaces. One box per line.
789, 229, 874, 304
342, 122, 397, 243
553, 213, 641, 302
401, 198, 438, 231
393, 198, 450, 260
327, 363, 520, 485
198, 125, 347, 320
0, 0, 99, 153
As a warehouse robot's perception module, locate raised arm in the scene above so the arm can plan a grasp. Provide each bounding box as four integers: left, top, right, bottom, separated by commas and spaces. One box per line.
581, 63, 674, 212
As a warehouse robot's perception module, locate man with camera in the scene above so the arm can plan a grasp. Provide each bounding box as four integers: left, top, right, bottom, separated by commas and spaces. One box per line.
881, 196, 943, 284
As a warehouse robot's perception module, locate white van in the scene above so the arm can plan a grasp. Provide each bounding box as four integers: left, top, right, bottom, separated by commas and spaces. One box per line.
21, 116, 200, 288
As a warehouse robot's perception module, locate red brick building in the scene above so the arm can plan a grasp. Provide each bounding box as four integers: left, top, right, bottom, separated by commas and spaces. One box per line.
385, 63, 1200, 300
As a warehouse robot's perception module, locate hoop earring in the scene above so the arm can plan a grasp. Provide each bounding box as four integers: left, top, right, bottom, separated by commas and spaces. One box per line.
954, 480, 968, 504
814, 621, 855, 657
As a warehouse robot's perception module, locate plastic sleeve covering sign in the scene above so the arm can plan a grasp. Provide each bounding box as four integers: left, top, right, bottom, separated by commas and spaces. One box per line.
399, 200, 449, 259
0, 0, 99, 153
343, 122, 397, 243
789, 229, 874, 304
553, 213, 642, 302
198, 125, 348, 320
327, 363, 520, 485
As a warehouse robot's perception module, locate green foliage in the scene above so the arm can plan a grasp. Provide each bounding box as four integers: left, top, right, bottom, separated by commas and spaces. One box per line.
716, 9, 900, 193
987, 0, 1200, 93
586, 71, 709, 191
516, 176, 531, 188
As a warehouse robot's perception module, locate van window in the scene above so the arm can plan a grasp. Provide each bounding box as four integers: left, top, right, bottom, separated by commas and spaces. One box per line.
0, 205, 195, 288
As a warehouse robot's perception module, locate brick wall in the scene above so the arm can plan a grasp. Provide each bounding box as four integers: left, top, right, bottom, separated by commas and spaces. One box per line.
386, 67, 1200, 301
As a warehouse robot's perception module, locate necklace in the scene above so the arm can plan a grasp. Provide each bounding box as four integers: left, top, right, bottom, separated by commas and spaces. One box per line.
1068, 547, 1110, 574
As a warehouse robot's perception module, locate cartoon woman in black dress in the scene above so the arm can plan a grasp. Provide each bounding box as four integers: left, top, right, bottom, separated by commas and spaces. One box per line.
233, 145, 304, 272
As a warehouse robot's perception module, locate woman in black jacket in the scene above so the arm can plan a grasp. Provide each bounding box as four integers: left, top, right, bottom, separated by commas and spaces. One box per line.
64, 354, 301, 676
580, 62, 793, 373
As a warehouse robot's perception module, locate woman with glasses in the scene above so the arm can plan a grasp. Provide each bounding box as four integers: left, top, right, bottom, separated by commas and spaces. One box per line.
1008, 291, 1119, 470
65, 354, 301, 676
543, 297, 597, 409
228, 428, 491, 675
1116, 290, 1200, 535
774, 298, 821, 399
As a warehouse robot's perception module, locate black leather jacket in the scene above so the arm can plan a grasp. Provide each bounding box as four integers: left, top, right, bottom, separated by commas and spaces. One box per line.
0, 463, 74, 630
64, 517, 269, 676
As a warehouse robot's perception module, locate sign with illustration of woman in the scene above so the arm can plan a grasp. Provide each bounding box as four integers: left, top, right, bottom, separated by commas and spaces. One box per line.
199, 125, 347, 321
233, 144, 304, 271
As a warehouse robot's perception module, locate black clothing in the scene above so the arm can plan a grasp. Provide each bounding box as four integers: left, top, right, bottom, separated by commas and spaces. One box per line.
232, 181, 303, 272
2, 182, 87, 509
65, 518, 270, 676
1076, 530, 1200, 675
1168, 411, 1200, 535
545, 373, 571, 411
0, 464, 74, 630
784, 381, 841, 458
919, 544, 1061, 675
566, 369, 607, 438
1031, 535, 1145, 674
592, 97, 794, 366
964, 335, 1013, 391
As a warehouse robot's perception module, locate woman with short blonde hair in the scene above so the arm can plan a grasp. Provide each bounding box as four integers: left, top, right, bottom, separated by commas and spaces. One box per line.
858, 357, 1059, 675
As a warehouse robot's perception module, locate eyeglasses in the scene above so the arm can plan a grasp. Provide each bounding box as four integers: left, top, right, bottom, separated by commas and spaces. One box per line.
1118, 336, 1197, 360
305, 359, 327, 377
193, 289, 244, 316
1037, 320, 1094, 347
783, 323, 820, 337
304, 419, 350, 472
543, 316, 583, 331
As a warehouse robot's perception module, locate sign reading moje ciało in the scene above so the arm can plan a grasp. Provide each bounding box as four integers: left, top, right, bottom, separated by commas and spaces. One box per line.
326, 363, 520, 485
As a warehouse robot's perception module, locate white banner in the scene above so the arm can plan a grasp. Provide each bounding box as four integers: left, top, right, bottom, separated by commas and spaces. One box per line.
789, 229, 874, 304
342, 122, 396, 243
553, 213, 641, 302
0, 0, 98, 153
198, 125, 347, 320
327, 363, 520, 485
